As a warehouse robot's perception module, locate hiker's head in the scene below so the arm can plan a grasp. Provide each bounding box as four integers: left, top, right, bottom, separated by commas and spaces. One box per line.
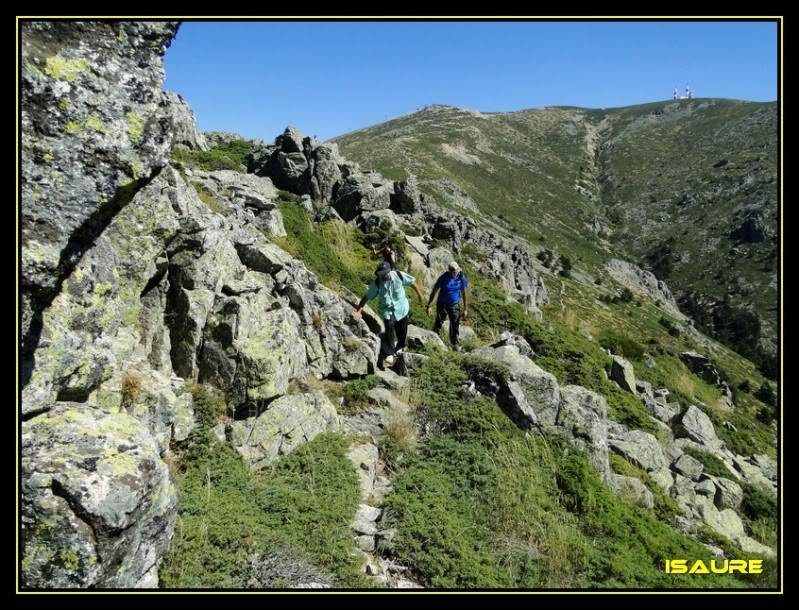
375, 261, 392, 281
448, 261, 461, 277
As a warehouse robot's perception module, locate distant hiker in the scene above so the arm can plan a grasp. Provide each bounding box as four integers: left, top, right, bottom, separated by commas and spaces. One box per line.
353, 261, 424, 368
427, 261, 469, 351
371, 239, 397, 268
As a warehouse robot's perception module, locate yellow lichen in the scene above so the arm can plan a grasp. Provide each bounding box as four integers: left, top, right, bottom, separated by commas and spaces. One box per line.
60, 549, 80, 572
126, 112, 145, 143
44, 55, 89, 81
85, 114, 107, 134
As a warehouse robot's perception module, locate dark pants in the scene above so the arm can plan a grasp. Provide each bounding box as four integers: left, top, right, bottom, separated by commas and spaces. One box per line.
380, 313, 409, 358
432, 301, 460, 346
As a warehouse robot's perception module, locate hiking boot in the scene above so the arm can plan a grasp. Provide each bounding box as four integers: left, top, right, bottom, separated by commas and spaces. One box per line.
395, 348, 404, 359
384, 355, 395, 367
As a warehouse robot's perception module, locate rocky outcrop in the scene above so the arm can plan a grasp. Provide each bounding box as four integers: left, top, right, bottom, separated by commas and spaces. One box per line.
22, 406, 178, 588
556, 385, 611, 482
609, 474, 655, 509
229, 392, 340, 470
163, 91, 208, 151
679, 351, 723, 386
419, 203, 549, 315
609, 355, 637, 393
21, 21, 179, 359
190, 169, 285, 236
249, 125, 549, 316
674, 405, 722, 449
608, 428, 668, 473
405, 325, 446, 351
606, 258, 684, 319
475, 344, 560, 427
21, 152, 382, 585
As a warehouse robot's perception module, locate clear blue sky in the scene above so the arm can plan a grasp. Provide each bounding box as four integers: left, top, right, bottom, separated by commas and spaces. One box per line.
163, 20, 779, 142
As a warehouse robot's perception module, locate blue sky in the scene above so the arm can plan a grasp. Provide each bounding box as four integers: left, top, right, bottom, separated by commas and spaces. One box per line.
163, 20, 779, 142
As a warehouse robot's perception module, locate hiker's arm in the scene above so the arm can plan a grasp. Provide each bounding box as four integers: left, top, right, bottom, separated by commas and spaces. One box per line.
462, 287, 469, 320
411, 281, 424, 305
426, 286, 439, 316
353, 285, 377, 320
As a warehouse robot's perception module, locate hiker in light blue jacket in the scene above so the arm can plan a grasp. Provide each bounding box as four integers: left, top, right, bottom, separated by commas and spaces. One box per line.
352, 261, 424, 368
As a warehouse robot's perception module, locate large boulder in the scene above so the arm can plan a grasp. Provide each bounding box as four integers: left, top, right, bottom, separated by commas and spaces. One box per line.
229, 392, 340, 470
698, 499, 745, 541
489, 331, 535, 358
390, 179, 423, 214
642, 394, 679, 424
196, 170, 279, 211
332, 174, 392, 221
606, 259, 684, 319
21, 22, 179, 350
199, 291, 307, 413
608, 428, 668, 472
280, 269, 378, 379
253, 127, 311, 194
557, 385, 611, 481
609, 355, 637, 393
21, 167, 201, 417
679, 351, 722, 386
162, 91, 207, 151
308, 141, 343, 205
475, 344, 560, 426
609, 474, 655, 509
359, 209, 400, 234
22, 406, 178, 588
674, 405, 721, 448
710, 476, 744, 510
731, 455, 777, 496
672, 453, 704, 480
406, 325, 447, 351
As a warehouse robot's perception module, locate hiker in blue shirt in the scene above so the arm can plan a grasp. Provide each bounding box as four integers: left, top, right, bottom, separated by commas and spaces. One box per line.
353, 261, 424, 368
426, 261, 469, 351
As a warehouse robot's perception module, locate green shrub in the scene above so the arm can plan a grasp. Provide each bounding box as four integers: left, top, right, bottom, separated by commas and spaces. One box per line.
683, 447, 735, 479
382, 353, 755, 588
755, 382, 776, 407
740, 483, 777, 524
338, 375, 381, 415
160, 432, 365, 588
658, 316, 682, 337
184, 383, 228, 429
599, 330, 645, 360
171, 140, 254, 172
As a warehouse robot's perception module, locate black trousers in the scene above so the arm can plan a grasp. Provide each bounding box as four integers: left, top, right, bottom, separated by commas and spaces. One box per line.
381, 313, 409, 357
432, 301, 460, 346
